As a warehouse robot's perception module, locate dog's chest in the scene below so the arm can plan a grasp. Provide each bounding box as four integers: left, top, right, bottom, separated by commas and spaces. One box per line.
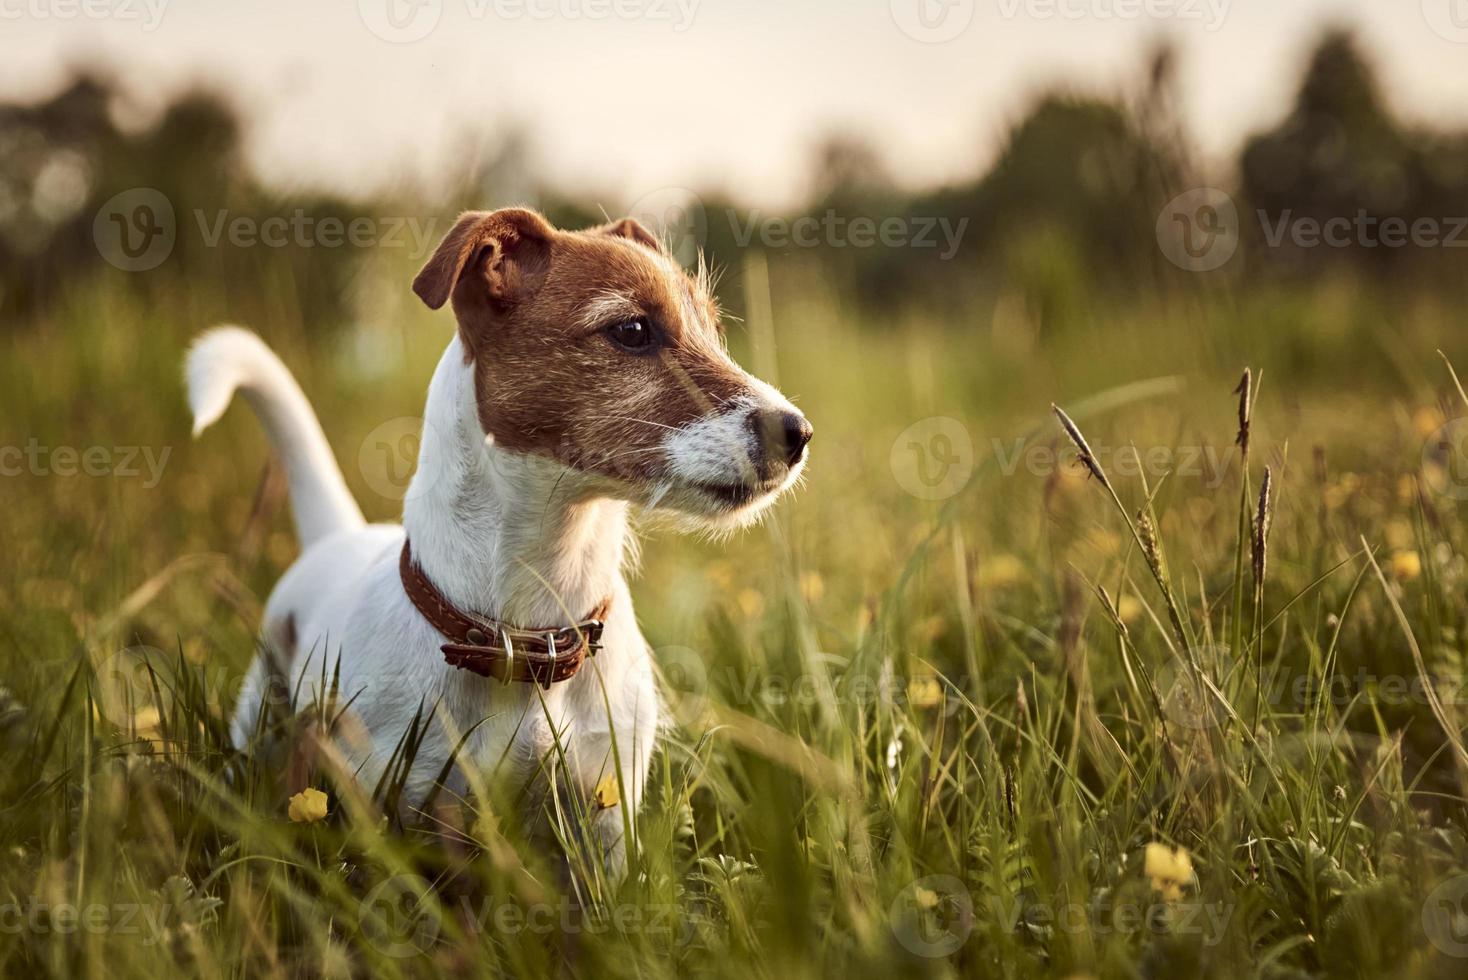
284, 554, 656, 808
447, 624, 657, 795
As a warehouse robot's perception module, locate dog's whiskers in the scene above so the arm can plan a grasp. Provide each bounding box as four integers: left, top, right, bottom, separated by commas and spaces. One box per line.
645, 482, 673, 510
594, 446, 668, 463
602, 415, 682, 432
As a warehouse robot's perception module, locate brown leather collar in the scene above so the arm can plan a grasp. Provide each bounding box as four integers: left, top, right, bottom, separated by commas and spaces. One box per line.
399, 541, 609, 687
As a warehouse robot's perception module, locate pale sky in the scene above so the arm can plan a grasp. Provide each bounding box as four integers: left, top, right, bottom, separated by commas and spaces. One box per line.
4, 0, 1468, 208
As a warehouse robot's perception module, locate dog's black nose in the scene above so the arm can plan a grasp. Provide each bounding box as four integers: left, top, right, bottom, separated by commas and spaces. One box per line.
749, 409, 813, 468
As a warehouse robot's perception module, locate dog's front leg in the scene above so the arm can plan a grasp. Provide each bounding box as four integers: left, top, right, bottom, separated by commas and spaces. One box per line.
567, 714, 656, 887
513, 756, 637, 894
548, 745, 644, 887
588, 763, 643, 883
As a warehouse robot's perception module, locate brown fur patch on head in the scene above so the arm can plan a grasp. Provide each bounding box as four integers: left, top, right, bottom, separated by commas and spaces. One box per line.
413, 208, 751, 486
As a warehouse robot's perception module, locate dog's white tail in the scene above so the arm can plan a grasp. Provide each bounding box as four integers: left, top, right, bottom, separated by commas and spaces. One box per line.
186, 326, 364, 548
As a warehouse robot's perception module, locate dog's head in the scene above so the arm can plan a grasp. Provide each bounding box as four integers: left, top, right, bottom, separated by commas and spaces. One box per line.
413, 207, 811, 525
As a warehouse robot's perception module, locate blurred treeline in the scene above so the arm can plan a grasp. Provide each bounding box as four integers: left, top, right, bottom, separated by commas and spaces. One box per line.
3, 29, 1466, 334
0, 78, 378, 331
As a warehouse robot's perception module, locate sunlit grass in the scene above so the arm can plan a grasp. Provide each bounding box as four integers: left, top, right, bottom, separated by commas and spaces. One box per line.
4, 262, 1468, 978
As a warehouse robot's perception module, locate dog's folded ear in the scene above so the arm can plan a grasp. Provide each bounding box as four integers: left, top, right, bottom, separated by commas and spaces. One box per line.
413, 208, 554, 311
596, 217, 665, 254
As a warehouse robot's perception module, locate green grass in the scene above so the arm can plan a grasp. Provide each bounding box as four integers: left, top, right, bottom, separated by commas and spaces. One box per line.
5, 259, 1468, 979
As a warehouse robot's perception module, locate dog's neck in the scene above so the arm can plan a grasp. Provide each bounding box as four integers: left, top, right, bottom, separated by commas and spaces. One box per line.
401, 335, 630, 627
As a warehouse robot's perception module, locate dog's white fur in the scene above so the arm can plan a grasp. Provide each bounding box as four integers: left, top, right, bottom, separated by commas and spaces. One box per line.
187, 324, 804, 866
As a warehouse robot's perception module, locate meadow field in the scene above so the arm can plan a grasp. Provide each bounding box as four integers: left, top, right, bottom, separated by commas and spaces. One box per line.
5, 237, 1468, 980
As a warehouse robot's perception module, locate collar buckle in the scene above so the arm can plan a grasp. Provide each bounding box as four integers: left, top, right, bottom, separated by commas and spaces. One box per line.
542, 632, 557, 690
499, 627, 516, 685
583, 620, 605, 656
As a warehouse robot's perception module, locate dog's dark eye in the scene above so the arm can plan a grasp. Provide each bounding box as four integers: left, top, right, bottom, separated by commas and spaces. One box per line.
605, 319, 654, 352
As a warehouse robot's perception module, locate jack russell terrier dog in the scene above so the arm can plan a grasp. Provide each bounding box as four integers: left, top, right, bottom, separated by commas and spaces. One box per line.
185, 208, 810, 869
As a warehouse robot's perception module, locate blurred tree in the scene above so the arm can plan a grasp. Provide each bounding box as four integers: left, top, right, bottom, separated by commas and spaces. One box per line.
807, 132, 898, 210
836, 88, 1185, 325
1240, 29, 1468, 278
1136, 39, 1193, 192
0, 71, 374, 332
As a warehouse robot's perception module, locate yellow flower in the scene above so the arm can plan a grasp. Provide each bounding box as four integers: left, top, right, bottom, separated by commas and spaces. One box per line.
800, 571, 825, 603
979, 554, 1024, 590
130, 706, 162, 735
1116, 595, 1143, 625
594, 774, 621, 810
1414, 406, 1444, 439
915, 615, 946, 643
92, 701, 163, 739
1085, 528, 1122, 557
1324, 473, 1361, 513
913, 886, 939, 909
1144, 843, 1193, 902
706, 560, 734, 590
907, 676, 943, 709
1391, 551, 1422, 581
1385, 519, 1414, 550
287, 787, 329, 823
